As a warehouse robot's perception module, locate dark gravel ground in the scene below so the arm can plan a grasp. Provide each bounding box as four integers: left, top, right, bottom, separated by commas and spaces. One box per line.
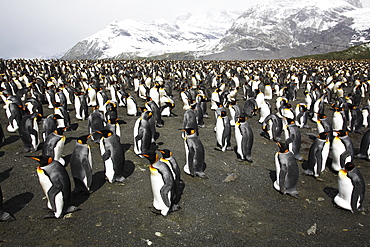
0, 81, 369, 247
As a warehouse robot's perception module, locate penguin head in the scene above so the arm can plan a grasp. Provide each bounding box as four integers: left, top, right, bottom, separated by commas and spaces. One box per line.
237, 113, 247, 123
159, 149, 172, 159
52, 114, 63, 120
318, 132, 329, 140
26, 155, 53, 167
107, 118, 119, 125
96, 130, 113, 138
344, 162, 355, 172
54, 127, 66, 136
181, 128, 196, 136
335, 130, 348, 137
220, 110, 227, 118
141, 151, 159, 164
286, 118, 295, 125
77, 135, 91, 145
276, 141, 289, 153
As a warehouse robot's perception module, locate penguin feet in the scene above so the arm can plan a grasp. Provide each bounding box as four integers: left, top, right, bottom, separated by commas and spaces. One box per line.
285, 191, 299, 199
115, 176, 126, 183
314, 177, 325, 182
150, 207, 162, 215
66, 205, 79, 214
194, 172, 208, 179
245, 158, 253, 163
303, 170, 314, 176
0, 212, 15, 222
295, 156, 305, 161
171, 204, 181, 212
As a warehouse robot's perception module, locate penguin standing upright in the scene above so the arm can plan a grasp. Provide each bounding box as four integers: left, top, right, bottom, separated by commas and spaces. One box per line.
284, 118, 304, 161
19, 112, 41, 152
159, 149, 185, 209
88, 106, 106, 143
98, 130, 125, 183
24, 97, 43, 117
258, 100, 271, 124
331, 131, 355, 172
74, 92, 88, 120
125, 93, 138, 116
347, 105, 363, 133
234, 114, 253, 162
105, 118, 121, 137
134, 110, 154, 157
27, 155, 78, 219
295, 103, 309, 128
355, 129, 370, 160
142, 151, 177, 216
5, 102, 22, 132
261, 113, 282, 142
70, 135, 93, 194
228, 99, 241, 126
273, 142, 299, 198
183, 107, 199, 134
215, 110, 231, 152
304, 132, 330, 177
181, 128, 207, 178
54, 103, 70, 129
42, 128, 66, 166
103, 101, 118, 123
332, 107, 347, 132
146, 99, 163, 128
42, 114, 62, 142
334, 162, 365, 213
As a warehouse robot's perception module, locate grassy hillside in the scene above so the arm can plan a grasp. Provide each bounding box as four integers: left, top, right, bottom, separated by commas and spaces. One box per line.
292, 42, 370, 60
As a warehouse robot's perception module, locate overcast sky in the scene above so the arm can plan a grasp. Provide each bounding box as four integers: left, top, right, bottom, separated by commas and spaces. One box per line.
1, 0, 370, 59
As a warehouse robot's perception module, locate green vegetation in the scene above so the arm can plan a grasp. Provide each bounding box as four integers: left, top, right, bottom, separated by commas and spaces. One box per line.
292, 42, 370, 60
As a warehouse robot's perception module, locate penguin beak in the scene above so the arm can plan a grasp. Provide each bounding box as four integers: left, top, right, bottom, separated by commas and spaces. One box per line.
28, 156, 40, 162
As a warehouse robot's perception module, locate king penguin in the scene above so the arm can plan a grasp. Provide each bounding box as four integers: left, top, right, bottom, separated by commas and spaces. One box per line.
74, 91, 88, 120
284, 118, 304, 161
331, 131, 355, 172
273, 142, 299, 198
215, 110, 231, 152
334, 162, 365, 213
181, 128, 207, 178
42, 127, 66, 166
355, 129, 370, 160
27, 155, 78, 219
159, 149, 185, 209
70, 135, 93, 194
134, 110, 154, 157
304, 132, 330, 177
19, 112, 42, 152
88, 106, 106, 143
261, 113, 282, 142
142, 151, 177, 216
98, 130, 125, 183
234, 114, 253, 162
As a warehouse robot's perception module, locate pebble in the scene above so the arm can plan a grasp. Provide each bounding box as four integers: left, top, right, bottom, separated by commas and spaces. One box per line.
307, 223, 317, 235
223, 173, 238, 183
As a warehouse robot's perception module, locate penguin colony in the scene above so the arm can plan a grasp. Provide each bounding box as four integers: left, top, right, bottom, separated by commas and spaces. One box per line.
0, 58, 369, 220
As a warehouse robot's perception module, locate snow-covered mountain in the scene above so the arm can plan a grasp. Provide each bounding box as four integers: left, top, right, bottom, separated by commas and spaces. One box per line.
62, 9, 241, 60
62, 0, 370, 60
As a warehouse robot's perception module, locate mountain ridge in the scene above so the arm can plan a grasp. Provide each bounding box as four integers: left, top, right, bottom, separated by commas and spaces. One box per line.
62, 0, 370, 60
